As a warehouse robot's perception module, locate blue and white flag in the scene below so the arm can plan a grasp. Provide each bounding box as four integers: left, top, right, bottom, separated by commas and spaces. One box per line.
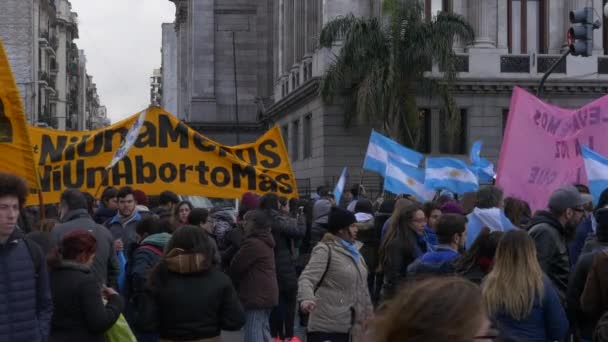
470, 140, 496, 184
108, 109, 147, 169
385, 156, 435, 202
581, 145, 608, 205
333, 167, 348, 204
425, 157, 479, 194
363, 130, 423, 176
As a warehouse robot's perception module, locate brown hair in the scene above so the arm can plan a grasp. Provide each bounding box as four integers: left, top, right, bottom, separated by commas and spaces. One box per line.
504, 197, 531, 228
0, 172, 29, 208
371, 277, 485, 342
377, 203, 422, 272
482, 230, 544, 320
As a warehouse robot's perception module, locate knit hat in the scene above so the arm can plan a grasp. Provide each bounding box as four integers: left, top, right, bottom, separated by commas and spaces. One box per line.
328, 207, 357, 233
441, 201, 464, 215
133, 190, 149, 206
241, 192, 260, 211
313, 199, 331, 224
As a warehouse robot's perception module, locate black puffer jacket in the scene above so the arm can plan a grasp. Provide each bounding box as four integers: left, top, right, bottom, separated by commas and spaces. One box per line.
528, 211, 570, 302
269, 210, 306, 290
50, 262, 124, 342
138, 252, 245, 339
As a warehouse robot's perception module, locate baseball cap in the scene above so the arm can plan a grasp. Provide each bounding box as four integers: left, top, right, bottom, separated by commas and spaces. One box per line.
548, 186, 593, 212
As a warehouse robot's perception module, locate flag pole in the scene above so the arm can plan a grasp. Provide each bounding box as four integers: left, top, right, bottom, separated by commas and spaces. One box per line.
94, 168, 109, 199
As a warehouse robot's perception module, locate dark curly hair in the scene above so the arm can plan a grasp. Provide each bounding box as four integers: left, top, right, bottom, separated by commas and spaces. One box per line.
0, 172, 29, 208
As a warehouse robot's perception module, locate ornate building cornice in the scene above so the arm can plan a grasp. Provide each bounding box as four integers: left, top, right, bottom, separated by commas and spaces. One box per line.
263, 77, 320, 123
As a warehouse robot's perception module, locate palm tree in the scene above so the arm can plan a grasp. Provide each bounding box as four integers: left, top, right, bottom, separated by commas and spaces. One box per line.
319, 0, 474, 150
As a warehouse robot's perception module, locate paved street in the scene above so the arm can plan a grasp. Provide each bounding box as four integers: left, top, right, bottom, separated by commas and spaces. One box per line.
220, 321, 307, 341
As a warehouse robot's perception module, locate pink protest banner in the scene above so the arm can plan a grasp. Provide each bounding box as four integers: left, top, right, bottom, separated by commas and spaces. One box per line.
497, 86, 604, 211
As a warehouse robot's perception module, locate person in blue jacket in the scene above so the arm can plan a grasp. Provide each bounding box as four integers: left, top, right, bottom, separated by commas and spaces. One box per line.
482, 230, 568, 342
407, 214, 467, 278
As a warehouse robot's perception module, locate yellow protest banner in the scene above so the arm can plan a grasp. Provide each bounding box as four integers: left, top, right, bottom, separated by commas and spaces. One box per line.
0, 38, 41, 193
27, 107, 298, 205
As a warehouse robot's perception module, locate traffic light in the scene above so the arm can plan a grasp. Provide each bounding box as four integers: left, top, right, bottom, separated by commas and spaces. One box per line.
568, 7, 601, 57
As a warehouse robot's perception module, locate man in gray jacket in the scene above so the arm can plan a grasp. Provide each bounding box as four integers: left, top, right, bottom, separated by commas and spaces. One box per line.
53, 189, 119, 287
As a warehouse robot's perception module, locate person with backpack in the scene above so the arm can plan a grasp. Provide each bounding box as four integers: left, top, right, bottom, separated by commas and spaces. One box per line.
0, 172, 53, 342
298, 207, 373, 342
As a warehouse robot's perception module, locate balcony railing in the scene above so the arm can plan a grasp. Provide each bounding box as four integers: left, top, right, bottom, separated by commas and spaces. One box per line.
500, 55, 530, 73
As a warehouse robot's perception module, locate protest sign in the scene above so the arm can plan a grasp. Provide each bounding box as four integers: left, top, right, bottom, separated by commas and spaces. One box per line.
497, 87, 603, 211
26, 107, 297, 205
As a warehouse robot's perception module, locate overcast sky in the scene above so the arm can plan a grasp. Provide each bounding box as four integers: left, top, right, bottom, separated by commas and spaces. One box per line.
70, 0, 175, 123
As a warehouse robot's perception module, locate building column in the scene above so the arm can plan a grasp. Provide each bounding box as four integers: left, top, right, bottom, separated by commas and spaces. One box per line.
548, 0, 565, 54
593, 0, 604, 53
468, 0, 495, 48
452, 0, 466, 52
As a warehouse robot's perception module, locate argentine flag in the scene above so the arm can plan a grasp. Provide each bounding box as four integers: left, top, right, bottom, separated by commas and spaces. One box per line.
581, 145, 608, 205
385, 156, 435, 202
425, 157, 479, 194
363, 130, 423, 176
333, 167, 348, 204
470, 140, 496, 184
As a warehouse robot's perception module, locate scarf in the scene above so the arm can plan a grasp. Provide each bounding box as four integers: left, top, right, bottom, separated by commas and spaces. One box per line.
119, 210, 139, 226
339, 239, 361, 263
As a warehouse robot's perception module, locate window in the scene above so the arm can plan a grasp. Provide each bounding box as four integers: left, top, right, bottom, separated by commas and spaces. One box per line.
417, 109, 432, 154
292, 120, 300, 161
303, 114, 312, 158
439, 109, 468, 154
425, 0, 451, 18
508, 0, 548, 54
502, 108, 509, 134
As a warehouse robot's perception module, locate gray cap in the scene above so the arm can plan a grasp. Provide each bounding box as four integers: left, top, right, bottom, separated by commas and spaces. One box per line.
313, 199, 331, 224
548, 186, 593, 212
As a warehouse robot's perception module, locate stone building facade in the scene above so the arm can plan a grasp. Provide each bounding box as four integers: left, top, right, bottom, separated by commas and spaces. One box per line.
168, 0, 275, 144
161, 23, 178, 115
0, 0, 105, 130
166, 0, 608, 197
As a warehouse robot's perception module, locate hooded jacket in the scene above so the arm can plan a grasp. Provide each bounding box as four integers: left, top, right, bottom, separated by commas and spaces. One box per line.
528, 211, 570, 302
53, 208, 119, 287
49, 261, 124, 342
212, 210, 236, 251
229, 230, 279, 310
139, 250, 245, 340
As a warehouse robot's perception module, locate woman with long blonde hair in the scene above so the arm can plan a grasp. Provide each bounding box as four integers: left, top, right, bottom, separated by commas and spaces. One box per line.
482, 230, 568, 341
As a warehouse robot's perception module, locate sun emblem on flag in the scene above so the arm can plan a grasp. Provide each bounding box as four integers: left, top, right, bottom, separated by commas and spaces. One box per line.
407, 178, 415, 186
449, 170, 461, 177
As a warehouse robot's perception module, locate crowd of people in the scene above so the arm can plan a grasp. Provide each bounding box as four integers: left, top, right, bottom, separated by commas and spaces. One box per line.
2, 171, 608, 341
